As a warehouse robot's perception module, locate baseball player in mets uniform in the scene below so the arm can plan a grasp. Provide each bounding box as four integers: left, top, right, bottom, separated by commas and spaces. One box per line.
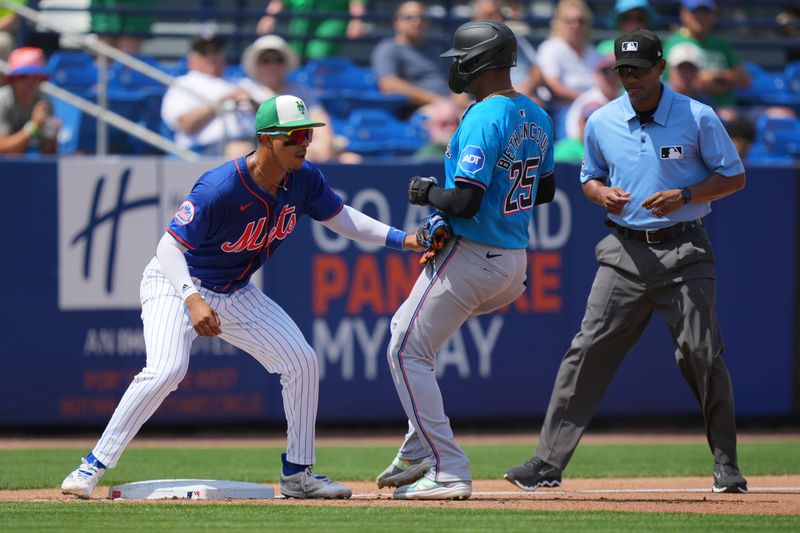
62, 95, 421, 500
375, 21, 556, 500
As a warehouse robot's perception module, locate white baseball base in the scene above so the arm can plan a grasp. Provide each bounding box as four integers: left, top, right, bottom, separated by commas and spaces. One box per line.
109, 479, 275, 500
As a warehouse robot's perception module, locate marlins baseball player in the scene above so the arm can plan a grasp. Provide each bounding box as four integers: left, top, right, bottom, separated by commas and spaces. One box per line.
375, 21, 556, 500
62, 95, 421, 500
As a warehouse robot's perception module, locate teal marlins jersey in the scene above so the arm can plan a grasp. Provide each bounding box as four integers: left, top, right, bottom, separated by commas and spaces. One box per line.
445, 95, 554, 249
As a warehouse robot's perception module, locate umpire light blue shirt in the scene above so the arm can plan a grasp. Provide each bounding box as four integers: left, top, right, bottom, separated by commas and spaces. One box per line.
580, 84, 744, 229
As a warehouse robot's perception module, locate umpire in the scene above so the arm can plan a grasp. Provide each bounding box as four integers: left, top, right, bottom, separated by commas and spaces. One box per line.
505, 29, 748, 493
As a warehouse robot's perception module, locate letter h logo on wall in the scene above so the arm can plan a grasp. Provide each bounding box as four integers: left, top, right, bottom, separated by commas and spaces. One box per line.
58, 160, 161, 310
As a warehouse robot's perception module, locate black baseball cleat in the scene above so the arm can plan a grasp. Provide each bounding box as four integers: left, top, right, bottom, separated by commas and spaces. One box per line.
712, 463, 748, 493
504, 457, 562, 491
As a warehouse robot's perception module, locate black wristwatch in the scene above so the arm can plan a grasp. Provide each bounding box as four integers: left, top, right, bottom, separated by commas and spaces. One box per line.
680, 186, 692, 204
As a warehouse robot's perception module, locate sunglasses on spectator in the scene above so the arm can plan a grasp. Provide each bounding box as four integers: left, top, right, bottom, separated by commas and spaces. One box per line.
262, 128, 314, 146
258, 54, 286, 65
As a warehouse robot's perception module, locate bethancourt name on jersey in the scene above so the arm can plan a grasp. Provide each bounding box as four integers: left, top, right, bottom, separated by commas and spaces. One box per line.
496, 118, 550, 171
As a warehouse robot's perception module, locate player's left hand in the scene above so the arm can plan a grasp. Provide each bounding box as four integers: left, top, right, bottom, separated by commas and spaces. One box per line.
416, 211, 452, 264
641, 189, 684, 218
408, 176, 438, 205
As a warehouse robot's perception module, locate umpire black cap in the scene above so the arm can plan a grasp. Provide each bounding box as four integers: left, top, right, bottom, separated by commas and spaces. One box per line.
614, 28, 663, 69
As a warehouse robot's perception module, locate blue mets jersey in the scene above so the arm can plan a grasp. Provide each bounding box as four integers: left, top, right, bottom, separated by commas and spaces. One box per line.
445, 94, 554, 249
168, 155, 343, 293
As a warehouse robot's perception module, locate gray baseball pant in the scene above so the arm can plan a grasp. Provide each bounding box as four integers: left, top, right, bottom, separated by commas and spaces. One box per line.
387, 237, 527, 483
536, 226, 740, 470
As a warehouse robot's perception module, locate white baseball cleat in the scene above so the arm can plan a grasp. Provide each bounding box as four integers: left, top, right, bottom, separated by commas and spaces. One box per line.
376, 455, 437, 489
280, 468, 352, 499
392, 475, 472, 500
61, 457, 106, 498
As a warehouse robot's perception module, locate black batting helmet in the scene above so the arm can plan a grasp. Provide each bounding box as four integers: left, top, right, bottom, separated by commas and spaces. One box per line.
440, 20, 517, 94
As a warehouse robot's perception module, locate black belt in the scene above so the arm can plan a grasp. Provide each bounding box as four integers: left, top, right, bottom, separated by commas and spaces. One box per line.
605, 219, 702, 244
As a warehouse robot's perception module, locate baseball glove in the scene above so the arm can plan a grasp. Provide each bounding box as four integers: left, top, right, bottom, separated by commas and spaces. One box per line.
415, 211, 453, 265
408, 175, 438, 206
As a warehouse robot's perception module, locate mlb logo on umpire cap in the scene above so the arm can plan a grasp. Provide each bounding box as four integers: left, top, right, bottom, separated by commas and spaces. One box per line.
614, 28, 663, 69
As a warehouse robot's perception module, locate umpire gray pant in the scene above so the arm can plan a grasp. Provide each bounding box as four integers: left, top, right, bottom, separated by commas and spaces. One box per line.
536, 225, 740, 470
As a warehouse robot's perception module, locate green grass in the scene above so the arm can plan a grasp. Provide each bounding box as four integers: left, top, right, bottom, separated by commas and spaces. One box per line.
2, 440, 798, 490
2, 504, 800, 533
1, 441, 798, 532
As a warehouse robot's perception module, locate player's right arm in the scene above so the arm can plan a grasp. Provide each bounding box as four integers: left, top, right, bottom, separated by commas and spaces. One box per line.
156, 232, 222, 337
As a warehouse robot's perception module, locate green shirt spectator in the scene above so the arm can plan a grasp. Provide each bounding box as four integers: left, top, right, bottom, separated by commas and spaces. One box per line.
257, 0, 367, 62
553, 137, 584, 163
663, 0, 749, 108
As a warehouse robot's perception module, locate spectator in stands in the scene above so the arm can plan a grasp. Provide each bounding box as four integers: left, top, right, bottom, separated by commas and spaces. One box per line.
564, 47, 620, 141
0, 47, 60, 155
472, 0, 543, 101
161, 33, 256, 158
597, 0, 660, 54
554, 101, 601, 163
663, 0, 750, 110
0, 0, 24, 60
537, 0, 599, 106
536, 0, 600, 137
257, 0, 366, 63
724, 117, 755, 161
371, 1, 451, 111
239, 34, 360, 163
90, 0, 155, 55
414, 100, 460, 160
666, 42, 714, 106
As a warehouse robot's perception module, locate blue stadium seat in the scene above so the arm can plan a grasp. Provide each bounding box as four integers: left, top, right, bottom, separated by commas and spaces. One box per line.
340, 109, 427, 157
47, 51, 98, 90
289, 58, 377, 92
51, 88, 153, 154
784, 61, 800, 93
225, 64, 245, 81
319, 90, 409, 119
109, 55, 170, 91
755, 116, 800, 157
287, 58, 409, 119
735, 62, 800, 107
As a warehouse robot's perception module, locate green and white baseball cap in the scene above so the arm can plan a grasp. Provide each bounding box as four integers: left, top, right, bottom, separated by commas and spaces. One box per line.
255, 95, 326, 133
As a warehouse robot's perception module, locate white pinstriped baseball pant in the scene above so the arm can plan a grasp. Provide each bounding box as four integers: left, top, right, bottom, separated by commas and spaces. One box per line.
91, 257, 319, 468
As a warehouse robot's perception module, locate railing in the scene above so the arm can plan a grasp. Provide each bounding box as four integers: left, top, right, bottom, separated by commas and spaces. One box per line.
2, 1, 212, 160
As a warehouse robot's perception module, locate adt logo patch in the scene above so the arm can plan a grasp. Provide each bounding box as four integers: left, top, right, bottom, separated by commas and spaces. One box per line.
458, 145, 485, 174
622, 41, 639, 52
660, 146, 683, 159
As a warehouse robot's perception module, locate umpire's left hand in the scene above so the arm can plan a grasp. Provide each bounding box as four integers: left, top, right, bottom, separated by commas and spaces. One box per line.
642, 189, 684, 218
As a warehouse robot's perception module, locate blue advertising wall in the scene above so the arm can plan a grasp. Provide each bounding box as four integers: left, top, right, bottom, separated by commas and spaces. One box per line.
2, 158, 796, 427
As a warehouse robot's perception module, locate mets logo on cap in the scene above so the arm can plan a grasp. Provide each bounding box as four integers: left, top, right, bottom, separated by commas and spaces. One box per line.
255, 94, 326, 133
